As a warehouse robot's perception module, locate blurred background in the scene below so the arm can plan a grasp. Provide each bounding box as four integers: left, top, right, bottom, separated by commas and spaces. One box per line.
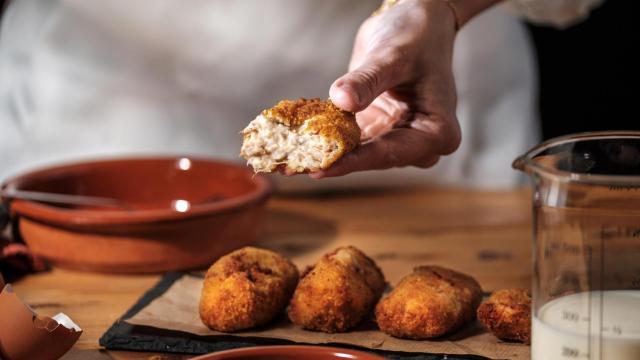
527, 0, 636, 139
0, 0, 636, 190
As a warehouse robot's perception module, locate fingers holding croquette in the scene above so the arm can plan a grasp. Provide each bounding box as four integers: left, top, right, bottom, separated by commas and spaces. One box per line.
199, 247, 299, 332
288, 246, 385, 333
375, 265, 483, 339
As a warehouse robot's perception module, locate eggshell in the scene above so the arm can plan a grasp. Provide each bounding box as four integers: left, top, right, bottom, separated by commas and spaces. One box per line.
0, 284, 82, 360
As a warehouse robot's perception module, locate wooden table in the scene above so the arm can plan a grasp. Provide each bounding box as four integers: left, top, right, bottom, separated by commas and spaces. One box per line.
11, 186, 533, 359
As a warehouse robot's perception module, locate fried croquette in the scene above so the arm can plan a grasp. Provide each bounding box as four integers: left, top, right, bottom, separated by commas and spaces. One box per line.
477, 288, 531, 344
375, 265, 483, 339
288, 246, 385, 333
199, 247, 299, 332
240, 98, 360, 173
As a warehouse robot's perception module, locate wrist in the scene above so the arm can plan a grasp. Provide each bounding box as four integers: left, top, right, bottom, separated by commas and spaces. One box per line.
375, 0, 501, 32
442, 0, 504, 27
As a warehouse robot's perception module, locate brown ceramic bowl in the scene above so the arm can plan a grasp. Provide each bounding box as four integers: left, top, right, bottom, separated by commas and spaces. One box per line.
1, 157, 271, 273
190, 346, 386, 360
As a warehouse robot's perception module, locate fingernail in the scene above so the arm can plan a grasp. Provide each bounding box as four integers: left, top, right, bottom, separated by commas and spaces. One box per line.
347, 86, 361, 106
336, 81, 360, 106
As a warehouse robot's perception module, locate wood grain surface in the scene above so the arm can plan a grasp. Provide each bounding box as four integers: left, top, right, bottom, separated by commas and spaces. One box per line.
11, 186, 533, 359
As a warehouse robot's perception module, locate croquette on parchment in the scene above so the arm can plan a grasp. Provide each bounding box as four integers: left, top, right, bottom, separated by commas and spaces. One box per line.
288, 246, 385, 333
477, 288, 531, 344
199, 247, 299, 332
375, 265, 483, 339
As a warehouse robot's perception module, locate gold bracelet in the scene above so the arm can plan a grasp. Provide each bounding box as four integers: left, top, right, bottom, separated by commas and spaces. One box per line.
372, 0, 461, 32
372, 0, 399, 16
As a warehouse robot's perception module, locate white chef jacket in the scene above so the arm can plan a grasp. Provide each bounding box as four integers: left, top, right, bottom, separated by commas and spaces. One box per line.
0, 0, 602, 190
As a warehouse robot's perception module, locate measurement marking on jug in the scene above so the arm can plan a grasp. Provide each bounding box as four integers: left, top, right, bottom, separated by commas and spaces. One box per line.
598, 236, 605, 360
601, 325, 623, 335
613, 325, 623, 336
608, 185, 640, 191
562, 310, 580, 322
561, 346, 588, 358
586, 246, 593, 360
547, 242, 582, 255
600, 227, 640, 239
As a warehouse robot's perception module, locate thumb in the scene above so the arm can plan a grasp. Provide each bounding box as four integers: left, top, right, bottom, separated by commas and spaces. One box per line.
330, 52, 406, 112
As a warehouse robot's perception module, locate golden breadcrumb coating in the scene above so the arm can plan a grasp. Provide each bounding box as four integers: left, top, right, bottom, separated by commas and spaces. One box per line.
288, 246, 385, 333
240, 98, 360, 173
199, 247, 299, 332
477, 288, 531, 344
375, 265, 483, 339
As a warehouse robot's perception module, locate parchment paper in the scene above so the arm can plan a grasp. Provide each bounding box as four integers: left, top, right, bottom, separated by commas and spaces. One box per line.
126, 275, 529, 360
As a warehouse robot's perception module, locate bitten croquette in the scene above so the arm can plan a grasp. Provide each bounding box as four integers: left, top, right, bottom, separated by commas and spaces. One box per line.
240, 98, 360, 173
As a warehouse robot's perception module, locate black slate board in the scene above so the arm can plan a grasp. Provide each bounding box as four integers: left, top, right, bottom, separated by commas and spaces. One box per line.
99, 273, 493, 360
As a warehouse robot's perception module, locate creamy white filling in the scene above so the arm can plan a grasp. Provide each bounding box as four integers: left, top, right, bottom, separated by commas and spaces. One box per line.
240, 114, 335, 172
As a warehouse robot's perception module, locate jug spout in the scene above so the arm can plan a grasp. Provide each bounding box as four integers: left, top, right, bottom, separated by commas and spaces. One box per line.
513, 152, 557, 176
512, 154, 528, 173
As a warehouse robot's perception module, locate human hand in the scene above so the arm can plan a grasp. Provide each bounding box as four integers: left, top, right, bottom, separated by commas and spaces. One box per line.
313, 0, 463, 178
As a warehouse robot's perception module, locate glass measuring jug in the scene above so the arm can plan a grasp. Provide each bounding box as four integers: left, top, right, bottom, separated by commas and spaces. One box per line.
513, 131, 640, 360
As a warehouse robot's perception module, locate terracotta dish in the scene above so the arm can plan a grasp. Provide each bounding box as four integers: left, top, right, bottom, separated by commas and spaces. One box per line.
1, 157, 271, 273
190, 345, 385, 360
